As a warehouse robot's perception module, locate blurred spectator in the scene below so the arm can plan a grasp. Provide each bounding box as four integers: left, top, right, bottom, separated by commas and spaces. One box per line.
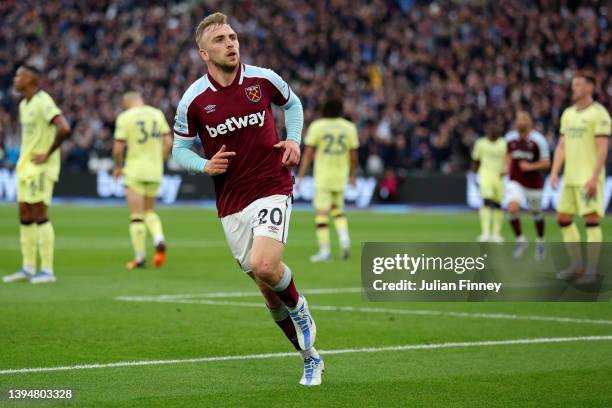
0, 0, 610, 175
378, 168, 398, 201
366, 144, 384, 176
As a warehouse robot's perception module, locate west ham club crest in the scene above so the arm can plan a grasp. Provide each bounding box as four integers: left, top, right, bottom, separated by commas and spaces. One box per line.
245, 85, 262, 103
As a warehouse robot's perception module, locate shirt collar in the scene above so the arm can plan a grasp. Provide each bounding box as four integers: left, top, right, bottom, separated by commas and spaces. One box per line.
206, 64, 243, 91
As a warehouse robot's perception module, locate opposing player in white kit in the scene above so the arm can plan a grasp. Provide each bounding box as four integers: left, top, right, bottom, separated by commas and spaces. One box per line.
504, 111, 550, 260
171, 13, 323, 386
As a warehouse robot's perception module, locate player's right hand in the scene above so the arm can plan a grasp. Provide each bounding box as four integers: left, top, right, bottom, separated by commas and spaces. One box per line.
204, 144, 236, 176
112, 167, 122, 180
584, 177, 598, 199
550, 173, 559, 190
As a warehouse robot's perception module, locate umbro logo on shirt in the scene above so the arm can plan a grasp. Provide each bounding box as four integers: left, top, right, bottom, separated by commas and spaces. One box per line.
205, 104, 216, 114
205, 110, 266, 138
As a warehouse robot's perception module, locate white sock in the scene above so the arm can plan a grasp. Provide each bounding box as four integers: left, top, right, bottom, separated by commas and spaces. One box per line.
22, 265, 35, 274
337, 227, 349, 247
339, 235, 350, 250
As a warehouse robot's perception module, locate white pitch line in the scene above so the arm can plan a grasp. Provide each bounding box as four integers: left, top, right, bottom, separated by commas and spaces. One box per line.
120, 287, 362, 301
2, 336, 611, 375
115, 296, 612, 326
0, 238, 315, 250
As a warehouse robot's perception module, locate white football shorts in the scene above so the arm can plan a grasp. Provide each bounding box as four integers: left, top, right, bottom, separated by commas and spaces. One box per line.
506, 180, 543, 212
221, 194, 292, 273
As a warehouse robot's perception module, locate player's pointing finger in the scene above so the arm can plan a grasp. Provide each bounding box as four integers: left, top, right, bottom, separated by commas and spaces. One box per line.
217, 152, 236, 158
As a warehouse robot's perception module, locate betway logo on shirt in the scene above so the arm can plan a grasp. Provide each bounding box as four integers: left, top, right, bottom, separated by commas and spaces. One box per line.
511, 150, 535, 160
206, 110, 266, 138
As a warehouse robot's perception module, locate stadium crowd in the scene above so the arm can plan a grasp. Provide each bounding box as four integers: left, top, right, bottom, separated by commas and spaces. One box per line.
0, 0, 610, 176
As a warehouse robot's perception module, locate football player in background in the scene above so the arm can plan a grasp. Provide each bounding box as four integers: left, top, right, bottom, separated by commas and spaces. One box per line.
297, 98, 359, 262
472, 123, 507, 242
3, 65, 71, 284
504, 111, 550, 259
112, 91, 172, 269
551, 71, 611, 283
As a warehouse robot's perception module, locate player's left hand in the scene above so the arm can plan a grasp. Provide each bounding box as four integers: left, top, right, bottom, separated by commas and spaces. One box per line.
274, 140, 300, 167
31, 153, 49, 164
518, 161, 532, 172
585, 177, 598, 198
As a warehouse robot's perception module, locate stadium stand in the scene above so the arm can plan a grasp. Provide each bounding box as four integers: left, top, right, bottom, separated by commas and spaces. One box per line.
0, 0, 610, 176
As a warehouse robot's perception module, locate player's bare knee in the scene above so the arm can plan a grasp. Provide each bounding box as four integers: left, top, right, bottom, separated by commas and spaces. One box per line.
31, 202, 48, 223
583, 213, 599, 226
250, 257, 281, 282
557, 213, 572, 226
507, 202, 520, 214
18, 203, 33, 223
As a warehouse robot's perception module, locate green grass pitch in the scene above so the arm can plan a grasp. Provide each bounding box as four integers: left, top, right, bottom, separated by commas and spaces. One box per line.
0, 204, 611, 407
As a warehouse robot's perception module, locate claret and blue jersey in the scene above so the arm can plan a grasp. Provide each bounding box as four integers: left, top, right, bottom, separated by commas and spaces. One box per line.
173, 64, 303, 217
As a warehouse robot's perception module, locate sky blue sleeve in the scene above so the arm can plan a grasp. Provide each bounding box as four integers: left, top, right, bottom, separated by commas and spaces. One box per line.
172, 136, 207, 173
282, 91, 303, 144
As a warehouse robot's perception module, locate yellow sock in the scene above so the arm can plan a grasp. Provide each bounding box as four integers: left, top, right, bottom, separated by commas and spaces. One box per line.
560, 223, 581, 242
479, 207, 491, 235
492, 209, 503, 236
37, 221, 55, 273
315, 214, 330, 254
20, 223, 38, 273
129, 215, 146, 261
144, 211, 165, 245
561, 223, 582, 267
333, 215, 350, 249
586, 225, 602, 273
586, 225, 602, 243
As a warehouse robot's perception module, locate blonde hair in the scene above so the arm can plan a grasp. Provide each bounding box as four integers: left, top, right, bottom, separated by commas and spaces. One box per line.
195, 12, 228, 48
